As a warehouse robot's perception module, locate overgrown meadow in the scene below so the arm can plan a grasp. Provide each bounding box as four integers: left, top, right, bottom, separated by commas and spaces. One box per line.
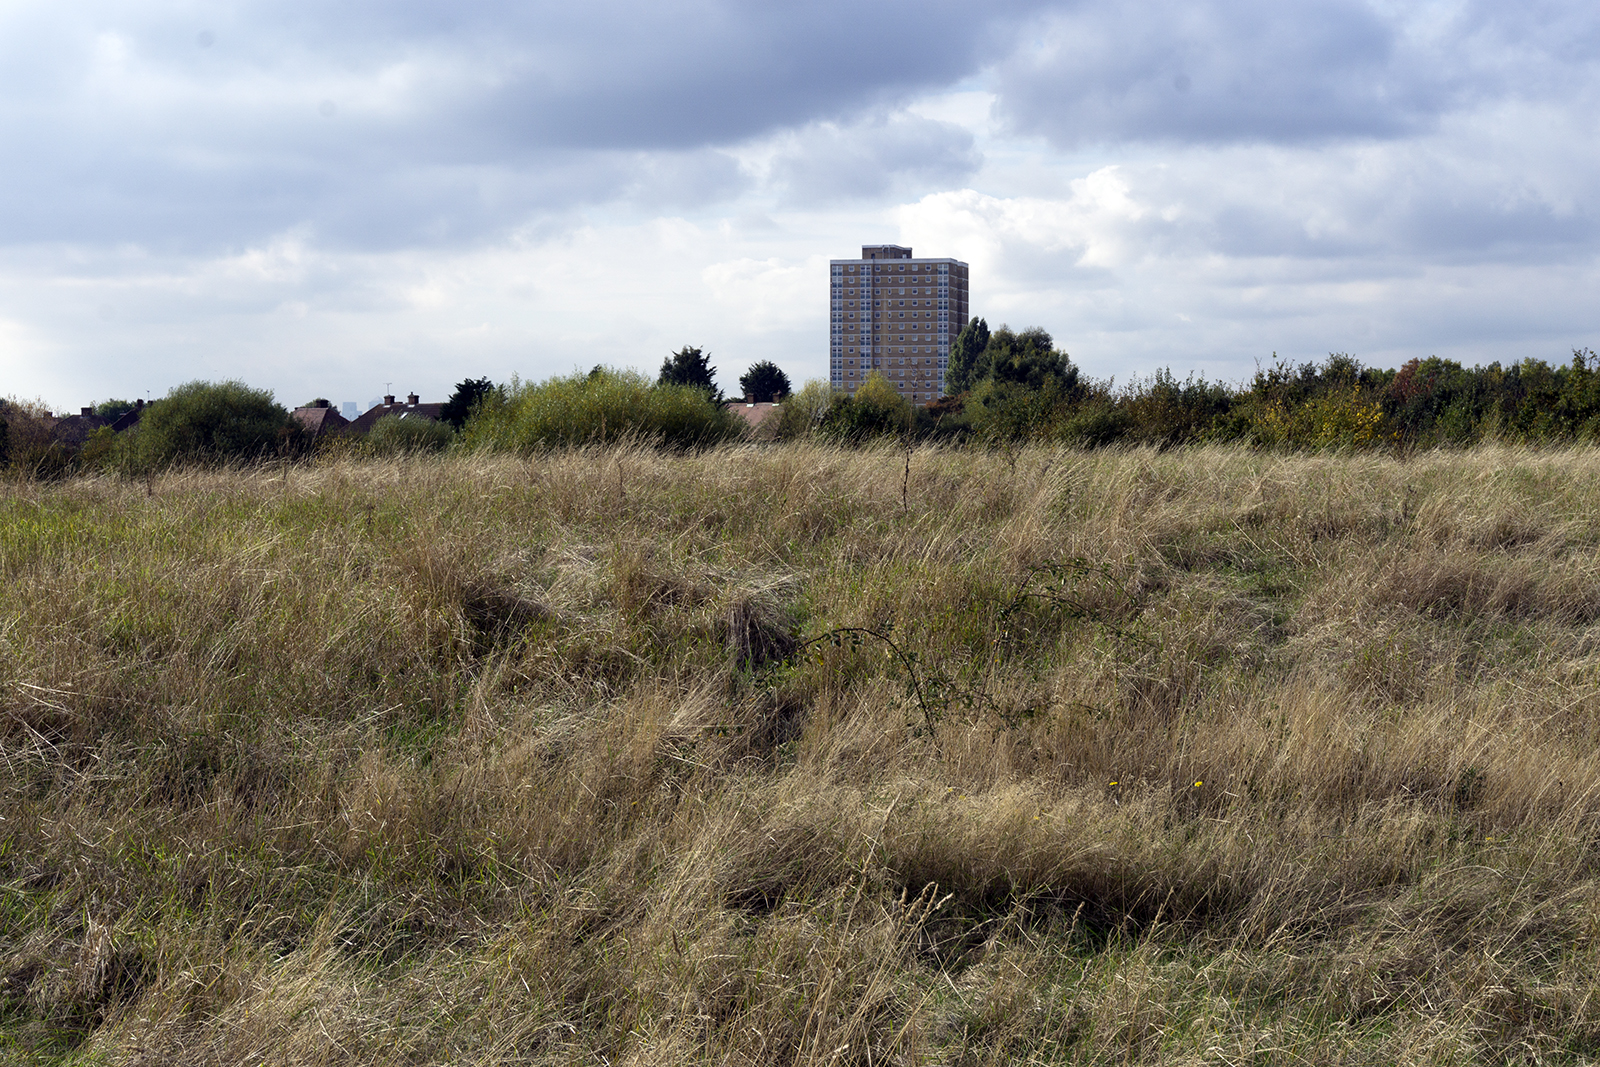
6, 443, 1600, 1064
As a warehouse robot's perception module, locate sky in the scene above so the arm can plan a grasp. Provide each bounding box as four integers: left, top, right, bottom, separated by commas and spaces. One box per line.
3, 0, 1598, 412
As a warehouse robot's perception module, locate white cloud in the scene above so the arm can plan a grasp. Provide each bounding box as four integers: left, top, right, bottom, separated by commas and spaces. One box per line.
899, 168, 1155, 277
702, 255, 825, 332
0, 316, 59, 399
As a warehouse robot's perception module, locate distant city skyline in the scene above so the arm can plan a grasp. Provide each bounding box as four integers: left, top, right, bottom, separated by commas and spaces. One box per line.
3, 1, 1598, 412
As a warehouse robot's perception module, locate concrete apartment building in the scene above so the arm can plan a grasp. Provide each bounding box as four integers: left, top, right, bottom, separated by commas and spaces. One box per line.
829, 244, 969, 404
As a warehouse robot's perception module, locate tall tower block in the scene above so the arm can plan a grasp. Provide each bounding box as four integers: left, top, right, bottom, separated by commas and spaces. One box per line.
829, 245, 969, 405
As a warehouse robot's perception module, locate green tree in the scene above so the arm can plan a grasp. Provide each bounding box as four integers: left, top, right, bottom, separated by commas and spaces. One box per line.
737, 360, 792, 402
658, 345, 721, 401
123, 380, 297, 469
953, 326, 1082, 443
945, 317, 990, 395
982, 326, 1078, 393
440, 377, 498, 430
94, 398, 137, 421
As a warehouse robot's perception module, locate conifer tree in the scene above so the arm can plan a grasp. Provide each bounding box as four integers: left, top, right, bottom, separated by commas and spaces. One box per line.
658, 345, 721, 401
738, 360, 791, 402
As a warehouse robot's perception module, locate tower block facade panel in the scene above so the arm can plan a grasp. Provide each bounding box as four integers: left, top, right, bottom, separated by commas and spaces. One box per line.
829, 244, 969, 405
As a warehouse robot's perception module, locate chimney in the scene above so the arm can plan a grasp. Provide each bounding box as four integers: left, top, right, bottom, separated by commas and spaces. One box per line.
772, 392, 781, 404
135, 399, 144, 410
82, 406, 93, 417
407, 393, 419, 406
383, 394, 395, 406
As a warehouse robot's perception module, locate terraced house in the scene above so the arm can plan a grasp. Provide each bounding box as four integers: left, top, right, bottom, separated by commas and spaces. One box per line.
829, 244, 969, 405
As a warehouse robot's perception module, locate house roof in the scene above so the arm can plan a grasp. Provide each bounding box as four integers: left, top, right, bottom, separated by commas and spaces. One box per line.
347, 400, 446, 434
110, 401, 147, 433
48, 412, 109, 449
291, 405, 351, 436
725, 400, 781, 429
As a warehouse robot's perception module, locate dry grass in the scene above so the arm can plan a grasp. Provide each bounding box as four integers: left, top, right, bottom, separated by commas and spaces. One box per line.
6, 442, 1600, 1063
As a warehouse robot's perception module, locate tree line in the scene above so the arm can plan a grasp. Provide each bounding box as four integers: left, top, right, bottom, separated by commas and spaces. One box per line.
6, 332, 1599, 477
0, 349, 794, 477
803, 319, 1600, 450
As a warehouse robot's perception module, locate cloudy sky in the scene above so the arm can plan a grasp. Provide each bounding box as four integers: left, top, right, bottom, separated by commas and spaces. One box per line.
3, 0, 1598, 411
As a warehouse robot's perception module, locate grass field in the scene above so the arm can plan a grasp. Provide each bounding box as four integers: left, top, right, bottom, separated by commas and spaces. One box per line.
6, 442, 1600, 1064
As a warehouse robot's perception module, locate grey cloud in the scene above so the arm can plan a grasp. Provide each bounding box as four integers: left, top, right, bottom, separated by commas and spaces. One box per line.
771, 114, 981, 204
0, 0, 1047, 253
620, 151, 749, 211
0, 133, 650, 251
1396, 198, 1597, 261
1267, 166, 1593, 265
1166, 180, 1599, 269
1453, 1, 1600, 81
253, 0, 1036, 150
992, 0, 1491, 147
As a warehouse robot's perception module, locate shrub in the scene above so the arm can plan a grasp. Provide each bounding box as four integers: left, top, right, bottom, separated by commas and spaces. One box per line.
79, 424, 120, 469
771, 380, 835, 440
0, 398, 73, 479
117, 380, 298, 470
966, 377, 1070, 443
1120, 369, 1235, 446
1055, 397, 1131, 447
819, 372, 912, 443
365, 414, 454, 455
459, 368, 739, 451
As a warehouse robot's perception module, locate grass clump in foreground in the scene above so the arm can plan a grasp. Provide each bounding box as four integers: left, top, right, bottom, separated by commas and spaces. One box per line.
5, 443, 1600, 1063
